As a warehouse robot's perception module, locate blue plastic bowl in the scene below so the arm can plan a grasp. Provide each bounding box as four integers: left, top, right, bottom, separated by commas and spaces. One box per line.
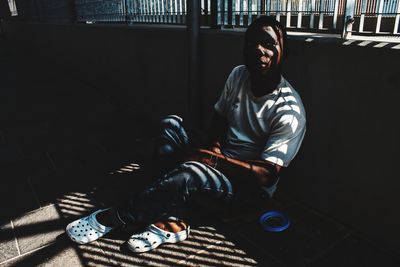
259, 211, 290, 232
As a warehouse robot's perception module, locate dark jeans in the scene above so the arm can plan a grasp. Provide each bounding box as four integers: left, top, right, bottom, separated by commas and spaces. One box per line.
113, 115, 267, 226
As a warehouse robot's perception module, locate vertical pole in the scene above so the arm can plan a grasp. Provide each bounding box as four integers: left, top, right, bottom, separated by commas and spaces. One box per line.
172, 0, 176, 23
287, 0, 292, 27
297, 0, 303, 28
156, 0, 161, 23
144, 0, 147, 22
310, 0, 316, 27
240, 0, 244, 25
204, 0, 209, 26
393, 0, 400, 33
233, 0, 237, 26
228, 0, 233, 26
132, 0, 135, 22
210, 0, 218, 27
187, 0, 201, 125
261, 0, 266, 14
220, 0, 225, 26
124, 0, 128, 23
266, 0, 270, 16
162, 0, 166, 22
177, 0, 182, 23
139, 0, 143, 22
182, 0, 187, 23
342, 0, 355, 38
276, 0, 281, 21
170, 0, 173, 22
150, 0, 154, 23
375, 0, 384, 33
318, 0, 324, 28
333, 0, 339, 28
161, 1, 164, 23
248, 0, 253, 25
359, 0, 367, 32
258, 0, 263, 16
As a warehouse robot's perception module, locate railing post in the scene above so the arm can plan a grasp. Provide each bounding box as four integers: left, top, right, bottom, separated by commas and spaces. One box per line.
310, 0, 316, 28
248, 0, 253, 25
375, 0, 384, 33
124, 0, 129, 23
359, 0, 367, 32
220, 0, 225, 26
333, 0, 339, 29
210, 0, 218, 28
227, 0, 233, 26
394, 0, 400, 34
297, 0, 303, 28
187, 0, 201, 125
258, 0, 263, 16
342, 0, 355, 38
286, 0, 291, 27
261, 0, 266, 14
275, 0, 280, 21
318, 0, 324, 29
266, 0, 271, 16
240, 0, 244, 25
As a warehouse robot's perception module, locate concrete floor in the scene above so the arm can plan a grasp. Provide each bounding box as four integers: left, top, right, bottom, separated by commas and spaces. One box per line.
0, 35, 399, 267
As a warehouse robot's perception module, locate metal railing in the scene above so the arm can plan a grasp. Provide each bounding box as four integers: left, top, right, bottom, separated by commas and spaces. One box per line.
216, 0, 345, 30
11, 0, 400, 37
353, 0, 400, 34
7, 0, 18, 16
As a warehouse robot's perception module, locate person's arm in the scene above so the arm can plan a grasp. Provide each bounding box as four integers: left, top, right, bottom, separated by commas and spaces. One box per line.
185, 148, 281, 187
186, 112, 280, 187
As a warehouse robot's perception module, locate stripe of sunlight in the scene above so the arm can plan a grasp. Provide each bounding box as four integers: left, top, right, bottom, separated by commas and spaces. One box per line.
91, 243, 179, 267
178, 249, 257, 267
164, 241, 256, 265
56, 198, 96, 209
78, 242, 114, 267
374, 42, 389, 48
61, 194, 95, 204
97, 233, 244, 267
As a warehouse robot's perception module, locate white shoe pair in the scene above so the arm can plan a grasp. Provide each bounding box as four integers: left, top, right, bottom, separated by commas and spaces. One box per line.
65, 209, 190, 253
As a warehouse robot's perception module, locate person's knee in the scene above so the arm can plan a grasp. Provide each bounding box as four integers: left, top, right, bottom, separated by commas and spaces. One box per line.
158, 169, 193, 195
160, 115, 183, 130
159, 115, 188, 148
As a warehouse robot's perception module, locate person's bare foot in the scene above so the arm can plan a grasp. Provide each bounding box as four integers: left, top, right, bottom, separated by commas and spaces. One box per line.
154, 220, 188, 233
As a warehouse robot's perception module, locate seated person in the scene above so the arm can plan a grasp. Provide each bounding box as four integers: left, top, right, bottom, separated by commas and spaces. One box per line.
66, 16, 306, 253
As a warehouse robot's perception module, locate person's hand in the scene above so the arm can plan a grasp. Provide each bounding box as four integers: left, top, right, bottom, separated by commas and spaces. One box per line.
209, 142, 222, 154
183, 148, 219, 166
210, 146, 222, 154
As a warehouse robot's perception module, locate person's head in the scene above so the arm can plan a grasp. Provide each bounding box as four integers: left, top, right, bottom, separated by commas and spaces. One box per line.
243, 16, 287, 77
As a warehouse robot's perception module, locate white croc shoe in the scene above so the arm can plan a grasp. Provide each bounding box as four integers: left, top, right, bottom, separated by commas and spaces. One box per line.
66, 209, 113, 244
127, 224, 190, 253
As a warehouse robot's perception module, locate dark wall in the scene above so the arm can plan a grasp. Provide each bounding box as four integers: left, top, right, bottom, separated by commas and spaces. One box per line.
283, 38, 400, 254
3, 22, 190, 125
3, 21, 400, 254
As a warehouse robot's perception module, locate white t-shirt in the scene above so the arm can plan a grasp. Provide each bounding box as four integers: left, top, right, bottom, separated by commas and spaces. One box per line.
215, 65, 306, 167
